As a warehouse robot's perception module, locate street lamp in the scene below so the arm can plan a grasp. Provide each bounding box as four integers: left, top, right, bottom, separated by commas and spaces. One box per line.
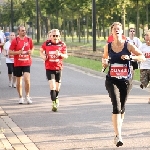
83, 17, 86, 44
11, 0, 14, 31
92, 0, 96, 51
36, 0, 40, 43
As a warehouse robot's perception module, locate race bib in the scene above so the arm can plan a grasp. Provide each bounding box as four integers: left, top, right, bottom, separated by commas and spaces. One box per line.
110, 63, 128, 78
145, 52, 150, 58
18, 54, 29, 61
48, 51, 59, 62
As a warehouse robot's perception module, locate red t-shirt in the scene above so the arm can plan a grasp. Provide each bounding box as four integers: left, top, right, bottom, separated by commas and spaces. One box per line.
41, 40, 67, 70
107, 34, 126, 43
9, 36, 33, 67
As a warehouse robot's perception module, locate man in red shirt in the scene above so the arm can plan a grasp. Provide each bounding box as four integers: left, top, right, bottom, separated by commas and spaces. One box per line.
9, 25, 34, 104
40, 29, 68, 112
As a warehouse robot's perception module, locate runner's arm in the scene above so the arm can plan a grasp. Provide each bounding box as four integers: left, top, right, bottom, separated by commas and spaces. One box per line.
40, 47, 47, 61
8, 49, 22, 55
126, 42, 145, 62
102, 44, 109, 68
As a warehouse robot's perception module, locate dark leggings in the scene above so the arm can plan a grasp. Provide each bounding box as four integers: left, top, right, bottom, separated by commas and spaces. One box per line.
105, 78, 132, 114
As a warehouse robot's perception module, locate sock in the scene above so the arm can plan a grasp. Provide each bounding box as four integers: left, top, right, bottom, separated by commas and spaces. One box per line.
56, 90, 59, 99
50, 90, 56, 101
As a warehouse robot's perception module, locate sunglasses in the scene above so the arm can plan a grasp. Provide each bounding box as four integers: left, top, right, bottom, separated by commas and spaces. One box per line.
130, 31, 135, 32
52, 35, 59, 37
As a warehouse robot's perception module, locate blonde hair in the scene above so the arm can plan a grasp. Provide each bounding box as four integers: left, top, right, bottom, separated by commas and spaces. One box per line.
144, 29, 150, 35
111, 22, 122, 30
51, 29, 60, 34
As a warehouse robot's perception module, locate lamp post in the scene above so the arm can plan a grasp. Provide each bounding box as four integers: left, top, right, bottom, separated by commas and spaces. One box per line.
83, 17, 86, 44
11, 0, 14, 31
92, 0, 96, 51
36, 0, 40, 43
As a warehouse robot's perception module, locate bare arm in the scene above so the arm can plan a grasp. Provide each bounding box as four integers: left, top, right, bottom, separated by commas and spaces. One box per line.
40, 47, 47, 61
102, 44, 109, 68
121, 43, 145, 62
56, 50, 68, 59
8, 49, 22, 55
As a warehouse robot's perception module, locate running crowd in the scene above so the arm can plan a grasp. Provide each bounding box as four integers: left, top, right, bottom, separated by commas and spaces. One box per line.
0, 22, 150, 148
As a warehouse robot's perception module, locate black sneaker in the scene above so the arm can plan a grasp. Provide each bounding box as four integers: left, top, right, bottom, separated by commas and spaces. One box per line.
114, 136, 123, 147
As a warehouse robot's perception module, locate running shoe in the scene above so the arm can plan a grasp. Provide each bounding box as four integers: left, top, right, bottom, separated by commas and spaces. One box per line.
13, 83, 16, 88
52, 101, 57, 112
55, 98, 59, 107
9, 82, 12, 87
114, 135, 123, 147
140, 84, 143, 89
19, 97, 24, 104
25, 96, 32, 104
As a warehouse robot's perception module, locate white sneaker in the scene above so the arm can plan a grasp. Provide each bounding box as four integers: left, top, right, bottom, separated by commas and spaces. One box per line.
19, 97, 24, 104
9, 82, 12, 87
114, 135, 123, 147
13, 83, 16, 88
25, 96, 32, 104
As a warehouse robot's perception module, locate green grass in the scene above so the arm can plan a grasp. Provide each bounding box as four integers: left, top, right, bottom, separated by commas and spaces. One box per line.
133, 69, 140, 81
32, 50, 140, 81
33, 36, 106, 49
33, 49, 40, 56
64, 56, 102, 71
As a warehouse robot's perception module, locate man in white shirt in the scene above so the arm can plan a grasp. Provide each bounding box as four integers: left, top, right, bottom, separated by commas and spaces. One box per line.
126, 27, 142, 77
139, 30, 150, 104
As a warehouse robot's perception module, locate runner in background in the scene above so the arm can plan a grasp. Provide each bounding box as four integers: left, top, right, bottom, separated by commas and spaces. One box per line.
40, 29, 68, 112
4, 27, 10, 42
126, 27, 142, 78
3, 32, 16, 87
139, 30, 150, 104
9, 25, 34, 104
0, 34, 5, 74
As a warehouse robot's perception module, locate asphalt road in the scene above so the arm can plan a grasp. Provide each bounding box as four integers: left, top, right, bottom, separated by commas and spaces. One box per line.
0, 56, 150, 150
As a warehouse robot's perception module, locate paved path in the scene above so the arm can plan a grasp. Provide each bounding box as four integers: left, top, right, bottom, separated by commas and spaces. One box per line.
0, 56, 150, 150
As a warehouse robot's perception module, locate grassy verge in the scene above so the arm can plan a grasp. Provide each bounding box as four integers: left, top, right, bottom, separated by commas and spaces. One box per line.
33, 50, 140, 81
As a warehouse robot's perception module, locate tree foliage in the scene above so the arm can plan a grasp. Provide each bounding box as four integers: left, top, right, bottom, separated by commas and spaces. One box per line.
1, 0, 150, 37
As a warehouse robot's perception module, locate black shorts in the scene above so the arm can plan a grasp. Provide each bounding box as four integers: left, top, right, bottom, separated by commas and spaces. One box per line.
15, 66, 30, 77
131, 61, 138, 70
46, 70, 62, 82
6, 63, 16, 76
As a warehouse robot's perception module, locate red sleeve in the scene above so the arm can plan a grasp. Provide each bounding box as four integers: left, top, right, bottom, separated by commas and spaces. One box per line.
9, 38, 16, 51
107, 35, 113, 43
41, 42, 46, 50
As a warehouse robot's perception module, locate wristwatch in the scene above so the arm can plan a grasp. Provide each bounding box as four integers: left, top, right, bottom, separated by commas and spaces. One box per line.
130, 55, 133, 60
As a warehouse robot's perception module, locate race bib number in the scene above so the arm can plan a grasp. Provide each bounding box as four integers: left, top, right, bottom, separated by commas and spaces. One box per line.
110, 63, 128, 78
145, 53, 150, 58
18, 54, 29, 61
48, 51, 59, 62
